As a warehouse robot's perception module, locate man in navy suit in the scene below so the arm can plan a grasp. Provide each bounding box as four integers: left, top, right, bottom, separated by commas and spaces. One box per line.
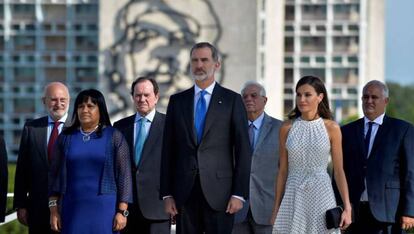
341, 80, 414, 233
14, 82, 70, 233
160, 42, 251, 233
114, 77, 170, 234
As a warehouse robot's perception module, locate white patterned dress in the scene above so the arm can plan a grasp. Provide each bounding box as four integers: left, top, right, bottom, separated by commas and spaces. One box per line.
273, 118, 340, 234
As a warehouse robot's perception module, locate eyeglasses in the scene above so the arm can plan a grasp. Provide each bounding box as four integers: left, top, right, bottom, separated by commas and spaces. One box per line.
46, 97, 68, 103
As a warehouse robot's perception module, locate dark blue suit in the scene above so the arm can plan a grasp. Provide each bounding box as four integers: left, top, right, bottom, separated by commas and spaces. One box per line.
160, 84, 251, 233
341, 115, 414, 232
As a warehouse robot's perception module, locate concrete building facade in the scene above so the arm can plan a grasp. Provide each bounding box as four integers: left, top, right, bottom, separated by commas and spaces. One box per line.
0, 0, 99, 158
282, 0, 384, 121
0, 0, 384, 159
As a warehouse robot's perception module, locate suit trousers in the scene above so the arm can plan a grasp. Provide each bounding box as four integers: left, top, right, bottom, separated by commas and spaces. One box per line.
346, 202, 405, 234
27, 206, 57, 234
121, 203, 170, 234
232, 209, 273, 234
176, 175, 234, 234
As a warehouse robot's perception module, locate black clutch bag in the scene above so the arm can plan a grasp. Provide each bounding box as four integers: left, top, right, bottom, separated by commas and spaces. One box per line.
326, 206, 343, 229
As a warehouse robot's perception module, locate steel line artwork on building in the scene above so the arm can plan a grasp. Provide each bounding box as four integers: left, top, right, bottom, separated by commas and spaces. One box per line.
102, 0, 225, 115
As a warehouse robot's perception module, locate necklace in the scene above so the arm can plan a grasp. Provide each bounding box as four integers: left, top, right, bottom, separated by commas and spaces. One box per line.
79, 125, 99, 142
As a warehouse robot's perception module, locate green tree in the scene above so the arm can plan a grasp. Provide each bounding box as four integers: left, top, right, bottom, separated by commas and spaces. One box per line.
386, 82, 414, 124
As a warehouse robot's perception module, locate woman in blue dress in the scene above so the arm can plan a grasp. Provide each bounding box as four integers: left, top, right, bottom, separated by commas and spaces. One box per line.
48, 89, 132, 234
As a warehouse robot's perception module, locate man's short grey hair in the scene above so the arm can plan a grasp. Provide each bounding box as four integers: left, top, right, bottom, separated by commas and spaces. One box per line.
363, 80, 389, 98
241, 81, 266, 97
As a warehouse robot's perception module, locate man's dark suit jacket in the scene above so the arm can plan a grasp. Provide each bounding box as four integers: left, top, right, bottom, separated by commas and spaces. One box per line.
14, 116, 66, 231
341, 115, 414, 223
160, 84, 252, 211
114, 112, 169, 220
0, 136, 7, 222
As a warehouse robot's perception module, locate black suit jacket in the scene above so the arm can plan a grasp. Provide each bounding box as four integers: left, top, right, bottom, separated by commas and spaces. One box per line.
14, 116, 68, 229
114, 111, 168, 220
0, 136, 7, 222
160, 84, 252, 211
340, 115, 414, 223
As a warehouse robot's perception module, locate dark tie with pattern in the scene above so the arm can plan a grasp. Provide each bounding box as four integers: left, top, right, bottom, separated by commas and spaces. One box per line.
364, 122, 373, 158
195, 90, 207, 144
248, 123, 255, 151
48, 121, 60, 162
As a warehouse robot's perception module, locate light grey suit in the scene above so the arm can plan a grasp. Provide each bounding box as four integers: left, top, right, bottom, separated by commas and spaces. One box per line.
233, 113, 282, 234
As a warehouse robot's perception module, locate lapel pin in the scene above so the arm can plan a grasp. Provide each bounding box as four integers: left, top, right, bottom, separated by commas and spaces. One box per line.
218, 101, 222, 104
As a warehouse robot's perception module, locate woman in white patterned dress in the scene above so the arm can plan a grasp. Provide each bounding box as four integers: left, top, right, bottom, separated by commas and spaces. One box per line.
271, 76, 352, 233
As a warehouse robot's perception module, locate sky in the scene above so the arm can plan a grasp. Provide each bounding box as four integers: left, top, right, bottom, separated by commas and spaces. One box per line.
385, 0, 414, 85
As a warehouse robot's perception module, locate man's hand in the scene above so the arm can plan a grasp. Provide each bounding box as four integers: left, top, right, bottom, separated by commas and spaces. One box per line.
17, 208, 28, 226
226, 197, 243, 214
50, 207, 61, 232
164, 197, 178, 224
401, 216, 414, 230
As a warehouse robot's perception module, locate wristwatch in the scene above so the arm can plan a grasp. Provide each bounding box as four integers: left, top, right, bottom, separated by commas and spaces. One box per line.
117, 209, 129, 217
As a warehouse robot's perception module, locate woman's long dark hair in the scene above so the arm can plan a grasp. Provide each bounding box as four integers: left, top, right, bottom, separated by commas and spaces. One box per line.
64, 89, 111, 137
288, 76, 333, 120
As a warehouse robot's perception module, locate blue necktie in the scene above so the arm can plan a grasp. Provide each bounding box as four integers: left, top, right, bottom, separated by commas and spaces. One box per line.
195, 90, 207, 144
248, 123, 255, 152
134, 117, 147, 166
364, 122, 373, 158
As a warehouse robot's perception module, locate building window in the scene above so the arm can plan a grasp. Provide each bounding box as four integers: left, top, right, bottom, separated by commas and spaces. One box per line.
75, 67, 97, 82
284, 69, 294, 84
285, 25, 294, 32
14, 36, 36, 50
14, 67, 35, 82
300, 68, 325, 81
76, 36, 98, 51
316, 56, 326, 63
348, 56, 358, 63
12, 4, 35, 16
284, 56, 294, 64
347, 88, 358, 95
300, 57, 310, 63
14, 98, 35, 113
332, 88, 342, 94
285, 37, 294, 52
302, 5, 326, 20
75, 4, 98, 16
301, 37, 326, 52
285, 5, 295, 21
332, 68, 358, 84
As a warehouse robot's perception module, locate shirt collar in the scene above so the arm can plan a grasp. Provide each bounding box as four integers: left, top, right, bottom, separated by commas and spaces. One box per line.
48, 113, 68, 124
135, 108, 156, 123
194, 81, 216, 96
364, 113, 385, 126
249, 112, 265, 129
